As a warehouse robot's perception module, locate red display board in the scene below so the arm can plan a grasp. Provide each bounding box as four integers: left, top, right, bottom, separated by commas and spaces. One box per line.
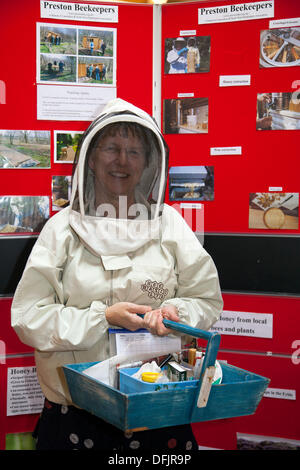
218, 351, 300, 442
220, 292, 300, 354
162, 0, 300, 235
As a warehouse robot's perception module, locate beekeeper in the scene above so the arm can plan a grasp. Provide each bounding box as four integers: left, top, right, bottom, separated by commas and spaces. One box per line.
11, 99, 223, 451
166, 37, 188, 73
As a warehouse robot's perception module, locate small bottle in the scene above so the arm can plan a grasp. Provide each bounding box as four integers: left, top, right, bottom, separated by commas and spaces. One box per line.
188, 348, 197, 366
193, 351, 203, 379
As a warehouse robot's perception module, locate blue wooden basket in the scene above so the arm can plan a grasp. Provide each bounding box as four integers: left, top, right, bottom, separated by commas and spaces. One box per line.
63, 319, 270, 432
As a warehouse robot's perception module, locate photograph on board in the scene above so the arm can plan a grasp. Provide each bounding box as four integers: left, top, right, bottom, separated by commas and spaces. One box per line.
256, 92, 300, 130
237, 432, 300, 451
6, 432, 37, 451
259, 27, 300, 68
249, 192, 299, 230
78, 28, 114, 57
40, 25, 77, 55
164, 36, 211, 74
52, 176, 72, 211
163, 98, 208, 134
0, 130, 50, 168
78, 57, 113, 85
169, 166, 214, 201
0, 196, 50, 234
40, 54, 77, 83
54, 131, 83, 163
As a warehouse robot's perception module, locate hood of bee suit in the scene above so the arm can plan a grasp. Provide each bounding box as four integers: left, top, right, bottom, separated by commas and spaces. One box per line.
69, 98, 169, 264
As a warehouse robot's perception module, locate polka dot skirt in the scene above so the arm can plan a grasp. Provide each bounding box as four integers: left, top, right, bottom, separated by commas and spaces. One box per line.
34, 399, 198, 451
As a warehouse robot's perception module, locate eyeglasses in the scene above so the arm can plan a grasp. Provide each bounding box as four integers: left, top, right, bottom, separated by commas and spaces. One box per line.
97, 144, 146, 160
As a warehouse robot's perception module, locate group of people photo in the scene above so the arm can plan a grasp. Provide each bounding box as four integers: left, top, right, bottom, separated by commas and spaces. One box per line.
86, 63, 107, 81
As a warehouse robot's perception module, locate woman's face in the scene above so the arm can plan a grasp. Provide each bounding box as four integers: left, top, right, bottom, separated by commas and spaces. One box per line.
89, 130, 147, 206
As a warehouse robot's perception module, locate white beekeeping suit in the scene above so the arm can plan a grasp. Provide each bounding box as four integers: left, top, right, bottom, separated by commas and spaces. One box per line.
11, 98, 223, 406
166, 37, 188, 74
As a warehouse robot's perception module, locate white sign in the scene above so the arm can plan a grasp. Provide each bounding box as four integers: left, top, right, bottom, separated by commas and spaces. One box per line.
180, 203, 203, 209
7, 367, 44, 416
198, 1, 274, 24
210, 310, 273, 338
219, 75, 251, 87
37, 84, 116, 121
40, 1, 118, 23
180, 30, 197, 37
264, 388, 296, 400
269, 186, 283, 191
269, 17, 300, 29
110, 330, 181, 356
178, 93, 195, 97
210, 146, 242, 155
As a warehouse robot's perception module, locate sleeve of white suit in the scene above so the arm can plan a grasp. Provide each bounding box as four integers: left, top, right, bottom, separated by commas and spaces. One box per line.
11, 225, 109, 353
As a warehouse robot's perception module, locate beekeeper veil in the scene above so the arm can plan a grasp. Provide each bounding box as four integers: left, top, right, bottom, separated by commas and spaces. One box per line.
69, 99, 169, 257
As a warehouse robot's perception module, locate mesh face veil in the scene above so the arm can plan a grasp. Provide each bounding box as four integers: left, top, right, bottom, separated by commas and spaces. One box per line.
71, 103, 168, 221
68, 99, 169, 257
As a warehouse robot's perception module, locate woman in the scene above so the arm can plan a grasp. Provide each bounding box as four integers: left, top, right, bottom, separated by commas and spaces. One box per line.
11, 99, 223, 450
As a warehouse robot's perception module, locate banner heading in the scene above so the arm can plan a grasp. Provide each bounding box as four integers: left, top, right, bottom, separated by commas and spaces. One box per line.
40, 1, 118, 23
198, 1, 274, 24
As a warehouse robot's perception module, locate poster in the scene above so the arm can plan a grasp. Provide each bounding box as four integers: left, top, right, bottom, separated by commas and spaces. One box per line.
37, 84, 116, 121
36, 23, 117, 120
40, 1, 119, 23
198, 1, 274, 25
210, 310, 273, 338
37, 23, 116, 86
7, 366, 44, 416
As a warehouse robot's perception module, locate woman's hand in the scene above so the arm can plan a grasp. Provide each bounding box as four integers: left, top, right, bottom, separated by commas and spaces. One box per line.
143, 304, 179, 336
105, 302, 151, 331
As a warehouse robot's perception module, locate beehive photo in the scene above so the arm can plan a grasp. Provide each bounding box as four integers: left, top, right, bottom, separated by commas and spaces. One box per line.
78, 57, 114, 85
40, 25, 77, 55
52, 176, 72, 211
54, 131, 83, 163
78, 29, 114, 57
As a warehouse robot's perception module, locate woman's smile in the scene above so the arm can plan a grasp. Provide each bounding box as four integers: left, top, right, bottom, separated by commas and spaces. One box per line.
109, 171, 130, 178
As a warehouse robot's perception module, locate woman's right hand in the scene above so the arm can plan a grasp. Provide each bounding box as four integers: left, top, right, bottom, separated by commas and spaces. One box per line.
105, 302, 151, 331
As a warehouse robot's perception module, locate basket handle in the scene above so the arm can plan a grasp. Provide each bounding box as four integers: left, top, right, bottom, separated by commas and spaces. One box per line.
162, 318, 221, 409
